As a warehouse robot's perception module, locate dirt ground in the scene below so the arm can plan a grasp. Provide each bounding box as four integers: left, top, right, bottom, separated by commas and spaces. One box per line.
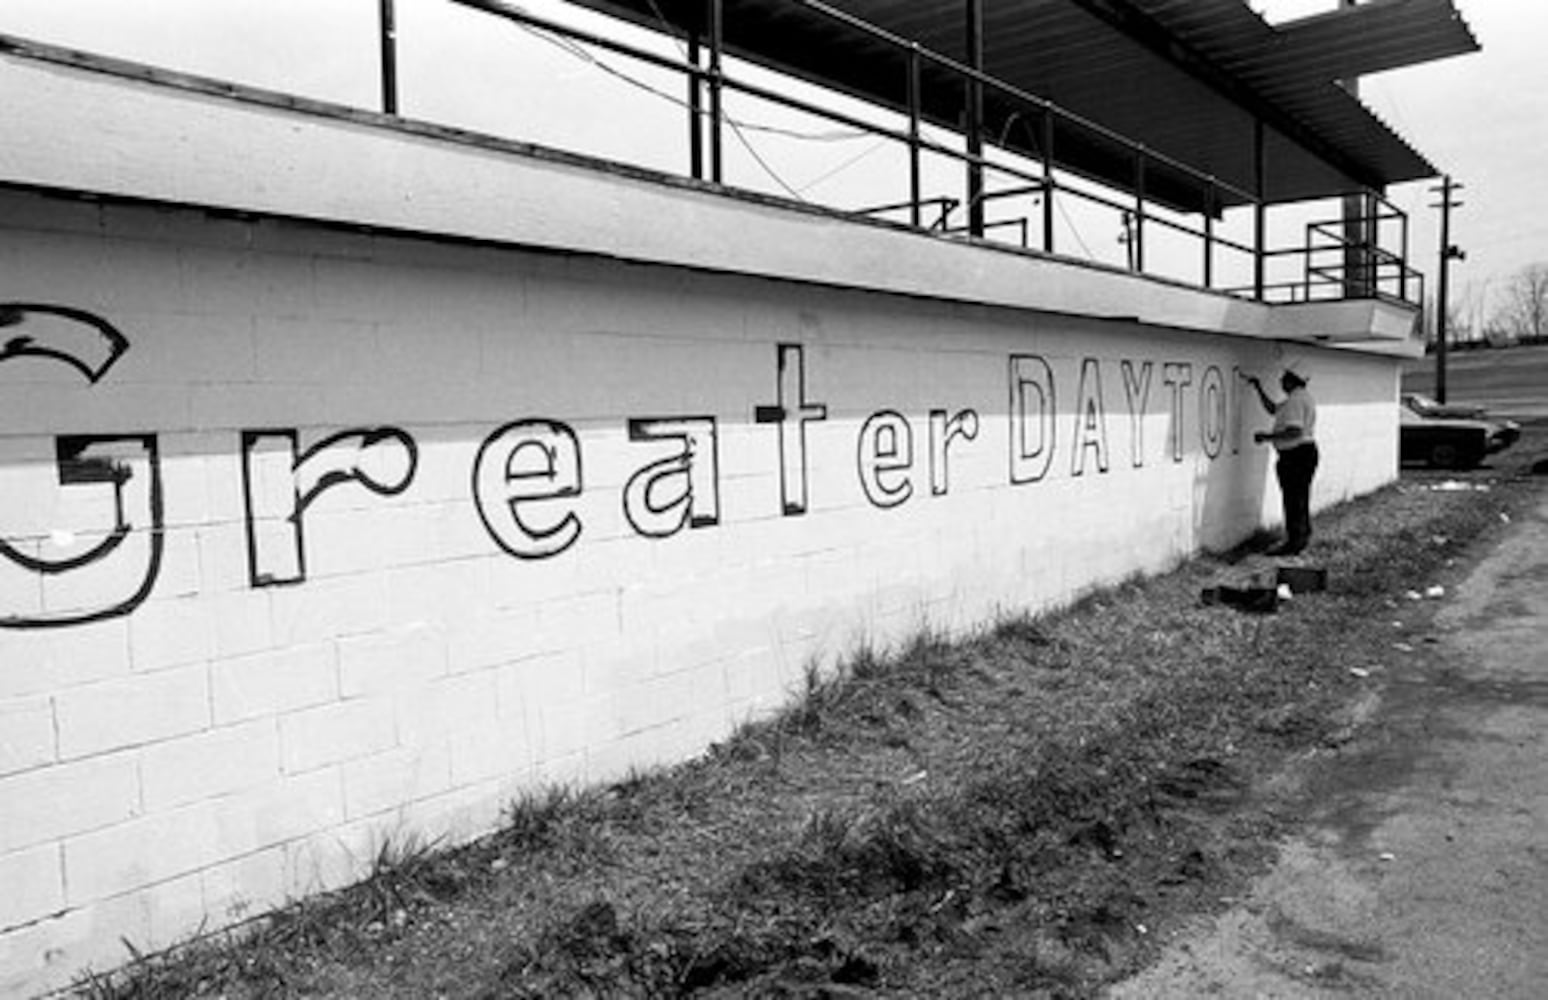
1107, 484, 1548, 998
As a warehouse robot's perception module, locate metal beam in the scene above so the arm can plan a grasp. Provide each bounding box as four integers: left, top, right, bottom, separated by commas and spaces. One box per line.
1065, 0, 1387, 195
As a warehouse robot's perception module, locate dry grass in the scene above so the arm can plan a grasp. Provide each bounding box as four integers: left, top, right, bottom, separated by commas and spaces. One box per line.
75, 424, 1548, 999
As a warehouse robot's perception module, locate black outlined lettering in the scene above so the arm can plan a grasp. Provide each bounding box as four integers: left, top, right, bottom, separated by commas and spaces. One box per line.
1162, 362, 1193, 463
857, 410, 914, 508
0, 303, 129, 384
473, 419, 583, 560
241, 427, 418, 587
754, 343, 828, 516
1120, 359, 1153, 468
1071, 358, 1110, 476
929, 408, 979, 497
0, 307, 160, 628
0, 435, 165, 628
623, 416, 720, 538
1009, 354, 1056, 484
1199, 365, 1226, 459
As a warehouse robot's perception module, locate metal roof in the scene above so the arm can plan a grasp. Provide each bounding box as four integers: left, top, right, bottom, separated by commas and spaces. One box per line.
559, 0, 1478, 211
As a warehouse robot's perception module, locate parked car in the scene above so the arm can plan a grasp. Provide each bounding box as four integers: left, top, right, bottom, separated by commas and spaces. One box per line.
1402, 392, 1522, 447
1399, 399, 1519, 469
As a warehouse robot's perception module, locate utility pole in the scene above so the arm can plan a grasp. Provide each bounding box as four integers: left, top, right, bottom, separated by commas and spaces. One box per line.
1430, 175, 1465, 403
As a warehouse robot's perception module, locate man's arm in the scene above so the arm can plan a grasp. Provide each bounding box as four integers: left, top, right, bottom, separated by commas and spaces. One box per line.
1245, 375, 1277, 415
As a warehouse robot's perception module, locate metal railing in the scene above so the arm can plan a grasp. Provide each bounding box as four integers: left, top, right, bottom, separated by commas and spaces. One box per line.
374, 0, 1419, 309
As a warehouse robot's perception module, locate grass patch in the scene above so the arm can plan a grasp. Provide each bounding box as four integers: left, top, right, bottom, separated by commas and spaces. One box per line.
74, 431, 1548, 999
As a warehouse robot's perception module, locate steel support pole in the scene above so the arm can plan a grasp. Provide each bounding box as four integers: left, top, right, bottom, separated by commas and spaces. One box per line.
379, 0, 398, 115
1254, 118, 1267, 301
965, 0, 984, 238
707, 0, 724, 184
908, 45, 922, 228
688, 33, 704, 180
1042, 107, 1055, 253
1203, 181, 1215, 289
1132, 152, 1146, 272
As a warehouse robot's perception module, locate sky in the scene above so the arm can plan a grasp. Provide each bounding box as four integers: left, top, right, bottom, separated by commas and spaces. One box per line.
1, 0, 1543, 324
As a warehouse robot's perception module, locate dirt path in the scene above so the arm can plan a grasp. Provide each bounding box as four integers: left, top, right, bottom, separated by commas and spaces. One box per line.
1109, 487, 1548, 999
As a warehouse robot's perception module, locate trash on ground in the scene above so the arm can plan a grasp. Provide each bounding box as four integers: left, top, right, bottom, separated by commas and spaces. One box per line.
1378, 852, 1396, 862
1276, 565, 1328, 593
1425, 585, 1446, 599
1393, 642, 1415, 653
1201, 584, 1279, 613
1349, 667, 1370, 678
1404, 590, 1423, 601
1276, 583, 1293, 601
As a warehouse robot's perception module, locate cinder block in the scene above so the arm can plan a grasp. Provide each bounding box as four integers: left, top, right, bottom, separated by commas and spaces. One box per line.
208, 589, 275, 658
55, 665, 210, 759
146, 528, 202, 599
0, 754, 140, 854
495, 650, 584, 727
338, 624, 449, 699
253, 315, 378, 385
198, 845, 288, 927
140, 718, 282, 811
446, 604, 537, 675
224, 768, 347, 855
268, 574, 390, 645
61, 802, 220, 906
395, 669, 499, 748
447, 716, 531, 787
0, 842, 64, 932
195, 520, 255, 595
282, 816, 379, 900
0, 696, 55, 777
300, 507, 389, 580
211, 642, 337, 725
534, 699, 596, 766
341, 743, 454, 820
279, 697, 397, 775
0, 901, 148, 1000
128, 595, 215, 672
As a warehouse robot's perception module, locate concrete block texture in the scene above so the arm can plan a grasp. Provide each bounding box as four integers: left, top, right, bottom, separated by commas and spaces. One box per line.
0, 183, 1403, 995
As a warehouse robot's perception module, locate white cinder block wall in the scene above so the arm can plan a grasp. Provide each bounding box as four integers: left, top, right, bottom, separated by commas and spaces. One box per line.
0, 190, 1399, 995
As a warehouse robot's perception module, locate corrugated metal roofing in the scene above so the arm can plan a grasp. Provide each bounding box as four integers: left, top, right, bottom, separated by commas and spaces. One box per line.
557, 0, 1477, 211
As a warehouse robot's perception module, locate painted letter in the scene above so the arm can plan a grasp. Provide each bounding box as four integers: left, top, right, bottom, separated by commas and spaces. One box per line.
754, 343, 828, 516
1009, 354, 1056, 484
929, 408, 979, 497
242, 427, 418, 586
474, 419, 583, 560
1162, 362, 1193, 463
857, 410, 914, 508
1199, 365, 1226, 459
1120, 359, 1153, 468
0, 436, 164, 628
623, 416, 720, 538
0, 306, 159, 628
1071, 358, 1109, 476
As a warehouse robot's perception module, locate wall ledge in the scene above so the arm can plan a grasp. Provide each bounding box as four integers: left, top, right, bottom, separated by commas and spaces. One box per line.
0, 34, 1417, 356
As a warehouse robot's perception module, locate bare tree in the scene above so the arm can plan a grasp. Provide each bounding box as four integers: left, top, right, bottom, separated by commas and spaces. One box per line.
1496, 263, 1548, 342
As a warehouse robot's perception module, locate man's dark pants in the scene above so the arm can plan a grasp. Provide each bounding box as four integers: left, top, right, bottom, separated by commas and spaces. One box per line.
1275, 442, 1319, 554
